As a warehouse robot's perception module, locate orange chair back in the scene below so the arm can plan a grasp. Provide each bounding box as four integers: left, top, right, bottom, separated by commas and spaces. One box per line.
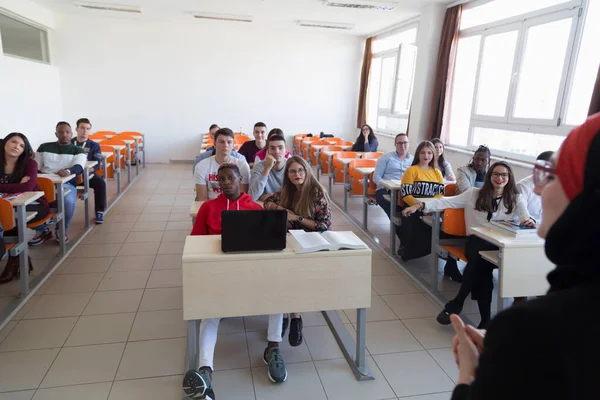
443, 208, 466, 236
89, 133, 107, 140
340, 141, 354, 147
120, 131, 142, 137
445, 183, 457, 197
95, 131, 117, 136
294, 134, 308, 155
326, 137, 343, 144
234, 136, 251, 144
332, 152, 360, 183
362, 152, 384, 159
348, 159, 377, 196
36, 177, 56, 203
0, 198, 15, 231
301, 137, 321, 159
309, 140, 328, 165
318, 146, 343, 175
234, 144, 242, 151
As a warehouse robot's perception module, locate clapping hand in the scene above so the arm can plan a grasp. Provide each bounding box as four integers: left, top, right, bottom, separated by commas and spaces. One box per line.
451, 314, 481, 385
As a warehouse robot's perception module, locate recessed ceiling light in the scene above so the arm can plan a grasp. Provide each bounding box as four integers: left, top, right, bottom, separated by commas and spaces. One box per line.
73, 1, 142, 13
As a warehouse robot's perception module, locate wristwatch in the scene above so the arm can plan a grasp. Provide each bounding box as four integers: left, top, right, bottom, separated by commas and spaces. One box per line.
297, 216, 304, 223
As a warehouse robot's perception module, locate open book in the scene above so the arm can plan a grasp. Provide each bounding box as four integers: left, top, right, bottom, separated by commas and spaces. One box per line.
0, 192, 24, 201
289, 230, 368, 254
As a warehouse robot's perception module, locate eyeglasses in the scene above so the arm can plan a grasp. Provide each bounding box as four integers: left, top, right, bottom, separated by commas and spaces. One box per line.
288, 168, 306, 176
533, 160, 556, 187
396, 141, 409, 146
491, 172, 509, 179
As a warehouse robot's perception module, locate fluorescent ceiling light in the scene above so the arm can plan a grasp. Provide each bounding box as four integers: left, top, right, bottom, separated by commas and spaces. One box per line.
297, 20, 355, 30
73, 1, 142, 13
323, 0, 399, 11
192, 12, 253, 23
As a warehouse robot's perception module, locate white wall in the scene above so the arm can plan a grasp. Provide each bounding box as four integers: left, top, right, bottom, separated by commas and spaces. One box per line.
52, 14, 362, 163
0, 0, 61, 150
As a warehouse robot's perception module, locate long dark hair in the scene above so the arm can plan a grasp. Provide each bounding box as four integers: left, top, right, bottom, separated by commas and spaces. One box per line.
411, 141, 435, 168
475, 161, 518, 215
0, 132, 34, 184
431, 138, 447, 177
351, 125, 376, 151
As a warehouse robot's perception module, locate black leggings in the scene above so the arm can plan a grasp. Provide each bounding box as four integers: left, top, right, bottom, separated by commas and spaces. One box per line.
450, 235, 499, 322
4, 203, 49, 236
89, 175, 107, 212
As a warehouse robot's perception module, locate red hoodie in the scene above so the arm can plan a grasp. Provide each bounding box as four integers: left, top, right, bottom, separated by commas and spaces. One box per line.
191, 192, 263, 235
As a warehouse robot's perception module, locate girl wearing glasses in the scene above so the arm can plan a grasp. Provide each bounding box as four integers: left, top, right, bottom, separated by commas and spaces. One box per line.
447, 113, 600, 399
403, 161, 534, 328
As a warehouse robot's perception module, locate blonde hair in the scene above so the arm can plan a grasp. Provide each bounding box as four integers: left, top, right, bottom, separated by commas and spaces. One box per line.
279, 156, 330, 218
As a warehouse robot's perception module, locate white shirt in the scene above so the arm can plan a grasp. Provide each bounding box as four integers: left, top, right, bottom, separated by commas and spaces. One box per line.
194, 156, 251, 200
517, 175, 542, 223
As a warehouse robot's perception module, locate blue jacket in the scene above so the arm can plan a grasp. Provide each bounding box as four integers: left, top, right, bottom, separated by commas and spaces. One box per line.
72, 138, 102, 174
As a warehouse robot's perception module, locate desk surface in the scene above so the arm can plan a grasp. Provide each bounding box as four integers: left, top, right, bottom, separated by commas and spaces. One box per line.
355, 167, 375, 175
101, 152, 114, 158
471, 226, 545, 248
122, 140, 135, 144
86, 161, 98, 169
9, 191, 44, 207
38, 173, 76, 184
108, 145, 126, 151
379, 179, 402, 190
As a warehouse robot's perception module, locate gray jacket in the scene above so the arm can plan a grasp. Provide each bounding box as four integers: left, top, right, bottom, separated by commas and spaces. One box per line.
455, 165, 483, 195
249, 161, 284, 201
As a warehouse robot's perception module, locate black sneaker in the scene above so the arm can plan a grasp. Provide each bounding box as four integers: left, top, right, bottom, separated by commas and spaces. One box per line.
183, 368, 215, 400
281, 315, 289, 338
289, 316, 303, 347
263, 347, 288, 383
28, 228, 52, 246
436, 301, 463, 325
443, 258, 463, 282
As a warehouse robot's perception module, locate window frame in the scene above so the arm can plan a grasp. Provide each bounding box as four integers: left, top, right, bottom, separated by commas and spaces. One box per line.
0, 10, 51, 65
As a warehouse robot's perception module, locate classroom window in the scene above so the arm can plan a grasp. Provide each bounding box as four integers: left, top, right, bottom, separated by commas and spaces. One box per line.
367, 24, 418, 135
445, 0, 600, 159
0, 12, 49, 63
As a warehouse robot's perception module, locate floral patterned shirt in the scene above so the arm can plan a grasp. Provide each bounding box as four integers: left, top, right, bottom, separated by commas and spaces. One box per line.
264, 192, 332, 232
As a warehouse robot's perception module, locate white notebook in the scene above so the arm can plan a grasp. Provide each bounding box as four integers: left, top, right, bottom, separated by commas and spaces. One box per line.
289, 230, 368, 254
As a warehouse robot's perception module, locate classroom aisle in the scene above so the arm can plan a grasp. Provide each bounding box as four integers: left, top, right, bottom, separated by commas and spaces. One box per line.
0, 164, 457, 400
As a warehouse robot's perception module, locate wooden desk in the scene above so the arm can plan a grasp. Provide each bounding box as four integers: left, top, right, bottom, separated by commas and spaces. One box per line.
38, 173, 75, 254
182, 234, 373, 381
355, 167, 375, 230
379, 179, 402, 256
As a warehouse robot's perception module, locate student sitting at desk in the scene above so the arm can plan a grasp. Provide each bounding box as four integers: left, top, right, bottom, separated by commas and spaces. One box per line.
517, 151, 554, 223
432, 138, 455, 182
397, 140, 445, 260
195, 128, 251, 201
263, 156, 332, 347
31, 122, 86, 245
0, 133, 49, 282
456, 145, 491, 195
192, 124, 245, 173
184, 163, 287, 400
71, 118, 107, 224
351, 124, 379, 152
254, 128, 292, 164
373, 133, 414, 220
403, 161, 534, 328
237, 121, 267, 167
249, 134, 286, 201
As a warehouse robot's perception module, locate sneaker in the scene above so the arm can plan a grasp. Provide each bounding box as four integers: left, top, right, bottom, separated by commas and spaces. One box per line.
289, 316, 303, 347
54, 230, 69, 244
28, 228, 52, 246
436, 301, 463, 325
95, 211, 104, 224
183, 368, 215, 400
281, 315, 289, 338
263, 347, 288, 383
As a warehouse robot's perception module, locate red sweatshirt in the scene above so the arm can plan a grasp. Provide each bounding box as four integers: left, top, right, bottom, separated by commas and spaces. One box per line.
190, 192, 263, 235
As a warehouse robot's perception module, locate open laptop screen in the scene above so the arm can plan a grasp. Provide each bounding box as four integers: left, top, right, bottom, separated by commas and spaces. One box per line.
221, 210, 287, 253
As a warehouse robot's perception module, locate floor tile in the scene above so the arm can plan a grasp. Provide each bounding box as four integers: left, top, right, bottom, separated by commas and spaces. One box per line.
160, 230, 189, 243
59, 257, 113, 274
116, 338, 185, 380
302, 325, 344, 361
128, 309, 186, 341
399, 392, 453, 400
246, 330, 312, 367
252, 361, 327, 400
104, 213, 140, 223
65, 313, 136, 346
109, 375, 181, 400
45, 273, 104, 294
125, 231, 164, 243
315, 356, 395, 400
212, 332, 251, 371
146, 269, 182, 288
137, 213, 170, 222
83, 289, 143, 315
94, 222, 135, 233
157, 241, 185, 255
428, 348, 458, 383
362, 320, 423, 355
165, 221, 192, 231
300, 311, 327, 327
381, 294, 440, 320
373, 351, 454, 397
97, 271, 150, 291
41, 343, 125, 388
0, 391, 35, 400
0, 320, 17, 343
131, 222, 167, 232
69, 244, 122, 258
109, 255, 155, 271
24, 293, 93, 319
83, 231, 129, 245
117, 243, 159, 257
0, 349, 59, 392
32, 382, 112, 400
343, 296, 397, 323
168, 213, 189, 222
219, 317, 246, 334
0, 317, 77, 351
403, 318, 455, 350
13, 296, 42, 320
138, 287, 183, 311
152, 254, 182, 270
243, 315, 270, 332
211, 368, 255, 400
142, 206, 172, 214
371, 275, 422, 295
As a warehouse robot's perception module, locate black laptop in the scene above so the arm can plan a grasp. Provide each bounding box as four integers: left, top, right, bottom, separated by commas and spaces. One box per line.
221, 210, 288, 253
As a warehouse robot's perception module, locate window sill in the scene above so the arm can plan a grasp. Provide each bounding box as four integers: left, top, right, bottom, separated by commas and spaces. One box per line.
445, 145, 536, 169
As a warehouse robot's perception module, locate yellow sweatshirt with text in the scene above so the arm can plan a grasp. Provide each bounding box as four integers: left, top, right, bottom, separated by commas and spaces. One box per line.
400, 165, 445, 206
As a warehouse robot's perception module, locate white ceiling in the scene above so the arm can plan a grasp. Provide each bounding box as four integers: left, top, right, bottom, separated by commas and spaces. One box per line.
32, 0, 453, 35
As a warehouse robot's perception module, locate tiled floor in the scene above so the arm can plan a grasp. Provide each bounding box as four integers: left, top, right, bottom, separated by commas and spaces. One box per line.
0, 164, 458, 399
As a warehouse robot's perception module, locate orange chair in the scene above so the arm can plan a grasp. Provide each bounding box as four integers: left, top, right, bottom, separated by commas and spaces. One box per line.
94, 131, 117, 138
102, 139, 128, 169
234, 136, 251, 145
119, 132, 143, 164
309, 140, 328, 165
301, 137, 321, 160
318, 145, 343, 175
445, 183, 457, 197
27, 177, 56, 231
332, 152, 359, 184
326, 137, 343, 144
234, 144, 242, 151
440, 208, 468, 262
294, 134, 308, 155
362, 152, 384, 160
100, 145, 116, 179
89, 133, 108, 141
348, 159, 377, 196
0, 199, 16, 254
340, 141, 354, 148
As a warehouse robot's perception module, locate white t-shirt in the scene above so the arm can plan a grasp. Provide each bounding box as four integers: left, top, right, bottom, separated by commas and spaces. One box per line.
194, 156, 251, 200
517, 175, 542, 223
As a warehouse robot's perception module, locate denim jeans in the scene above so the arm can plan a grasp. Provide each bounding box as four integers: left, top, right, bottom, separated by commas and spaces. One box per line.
35, 182, 77, 232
